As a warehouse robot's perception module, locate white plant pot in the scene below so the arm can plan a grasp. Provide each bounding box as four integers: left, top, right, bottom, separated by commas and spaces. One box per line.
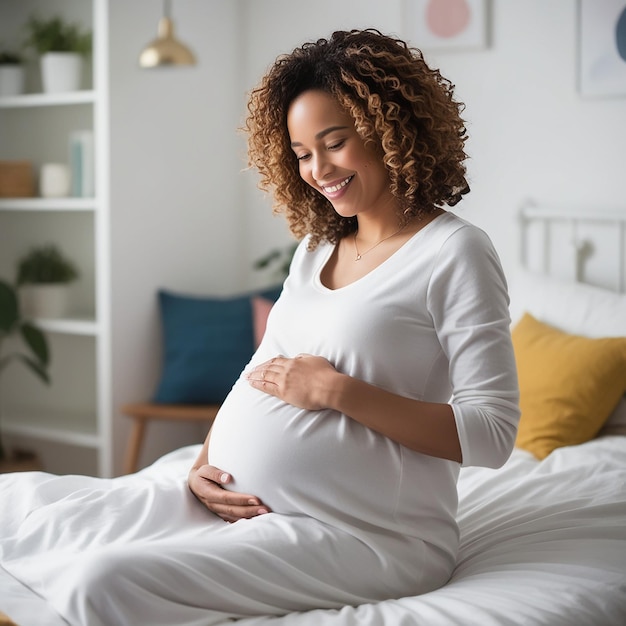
40, 52, 83, 93
0, 65, 25, 97
20, 284, 70, 319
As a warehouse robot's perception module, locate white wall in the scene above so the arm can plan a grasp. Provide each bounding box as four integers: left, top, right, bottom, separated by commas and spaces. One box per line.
108, 0, 245, 472
423, 1, 626, 268
108, 0, 626, 473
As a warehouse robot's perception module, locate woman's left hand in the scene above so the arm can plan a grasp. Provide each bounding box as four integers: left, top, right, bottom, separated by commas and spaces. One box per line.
246, 354, 338, 410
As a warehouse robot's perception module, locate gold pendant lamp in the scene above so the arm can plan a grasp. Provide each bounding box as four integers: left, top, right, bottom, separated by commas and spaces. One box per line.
139, 0, 196, 68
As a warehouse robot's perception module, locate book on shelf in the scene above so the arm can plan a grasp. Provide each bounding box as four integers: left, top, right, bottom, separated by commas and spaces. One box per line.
69, 130, 94, 198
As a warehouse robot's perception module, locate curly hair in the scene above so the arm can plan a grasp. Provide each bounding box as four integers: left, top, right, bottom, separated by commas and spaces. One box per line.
244, 29, 469, 249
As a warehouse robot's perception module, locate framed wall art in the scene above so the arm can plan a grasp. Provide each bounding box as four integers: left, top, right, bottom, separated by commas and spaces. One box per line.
403, 0, 488, 51
579, 0, 626, 97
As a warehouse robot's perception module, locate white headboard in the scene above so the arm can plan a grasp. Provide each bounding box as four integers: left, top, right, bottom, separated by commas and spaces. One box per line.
519, 200, 626, 293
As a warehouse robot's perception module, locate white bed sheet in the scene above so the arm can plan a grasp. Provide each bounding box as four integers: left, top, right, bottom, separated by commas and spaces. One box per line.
2, 435, 625, 626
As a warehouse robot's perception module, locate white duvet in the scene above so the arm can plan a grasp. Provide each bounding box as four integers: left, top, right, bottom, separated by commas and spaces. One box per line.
1, 435, 625, 626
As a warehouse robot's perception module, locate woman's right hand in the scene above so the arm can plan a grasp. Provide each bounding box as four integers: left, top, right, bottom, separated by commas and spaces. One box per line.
188, 463, 271, 523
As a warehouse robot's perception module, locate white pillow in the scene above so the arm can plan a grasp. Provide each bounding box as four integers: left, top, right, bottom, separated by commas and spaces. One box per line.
599, 396, 626, 436
508, 267, 626, 338
509, 266, 626, 437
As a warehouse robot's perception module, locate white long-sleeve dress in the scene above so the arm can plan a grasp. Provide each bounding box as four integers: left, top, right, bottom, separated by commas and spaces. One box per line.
0, 211, 519, 626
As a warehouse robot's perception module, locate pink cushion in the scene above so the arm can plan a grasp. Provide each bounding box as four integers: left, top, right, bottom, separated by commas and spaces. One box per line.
251, 296, 274, 348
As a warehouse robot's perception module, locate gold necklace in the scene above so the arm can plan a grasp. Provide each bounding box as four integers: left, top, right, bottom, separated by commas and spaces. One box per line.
353, 223, 407, 261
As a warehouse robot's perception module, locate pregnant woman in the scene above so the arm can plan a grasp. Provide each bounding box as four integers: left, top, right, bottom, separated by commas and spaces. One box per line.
0, 29, 519, 626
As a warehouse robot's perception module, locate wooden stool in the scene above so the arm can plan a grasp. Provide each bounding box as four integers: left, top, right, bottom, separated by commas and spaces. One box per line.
121, 402, 220, 474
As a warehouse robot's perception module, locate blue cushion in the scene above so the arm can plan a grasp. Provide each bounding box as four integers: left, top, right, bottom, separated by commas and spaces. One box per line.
153, 286, 282, 405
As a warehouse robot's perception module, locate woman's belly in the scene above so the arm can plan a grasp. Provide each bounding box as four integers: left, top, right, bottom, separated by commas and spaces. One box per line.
208, 377, 457, 546
208, 377, 404, 529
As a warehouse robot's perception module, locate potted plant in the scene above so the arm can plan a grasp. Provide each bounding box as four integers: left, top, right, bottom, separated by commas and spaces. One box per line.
23, 15, 91, 93
0, 48, 25, 97
17, 244, 80, 319
0, 279, 49, 469
253, 242, 299, 281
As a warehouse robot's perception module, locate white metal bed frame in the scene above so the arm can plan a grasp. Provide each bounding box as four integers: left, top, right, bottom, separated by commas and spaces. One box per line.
519, 200, 626, 293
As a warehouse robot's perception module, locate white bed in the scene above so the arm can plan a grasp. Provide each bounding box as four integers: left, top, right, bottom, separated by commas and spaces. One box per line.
2, 206, 626, 626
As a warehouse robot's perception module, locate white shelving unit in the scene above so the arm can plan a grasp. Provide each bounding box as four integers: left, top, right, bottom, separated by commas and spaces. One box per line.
0, 91, 96, 108
0, 0, 111, 476
0, 198, 96, 211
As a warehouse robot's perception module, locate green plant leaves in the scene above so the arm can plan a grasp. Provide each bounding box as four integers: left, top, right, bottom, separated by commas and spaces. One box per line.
0, 280, 18, 333
20, 322, 49, 367
0, 280, 50, 385
24, 15, 92, 55
0, 353, 50, 384
17, 354, 50, 384
253, 243, 298, 280
16, 244, 79, 285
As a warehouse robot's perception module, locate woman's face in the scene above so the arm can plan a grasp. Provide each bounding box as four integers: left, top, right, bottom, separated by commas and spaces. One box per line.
287, 89, 395, 220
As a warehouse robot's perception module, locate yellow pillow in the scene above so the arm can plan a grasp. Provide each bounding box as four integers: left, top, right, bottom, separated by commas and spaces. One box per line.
512, 312, 626, 460
0, 611, 19, 626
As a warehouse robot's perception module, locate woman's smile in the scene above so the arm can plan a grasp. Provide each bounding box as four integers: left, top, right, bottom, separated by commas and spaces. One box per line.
320, 175, 354, 196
